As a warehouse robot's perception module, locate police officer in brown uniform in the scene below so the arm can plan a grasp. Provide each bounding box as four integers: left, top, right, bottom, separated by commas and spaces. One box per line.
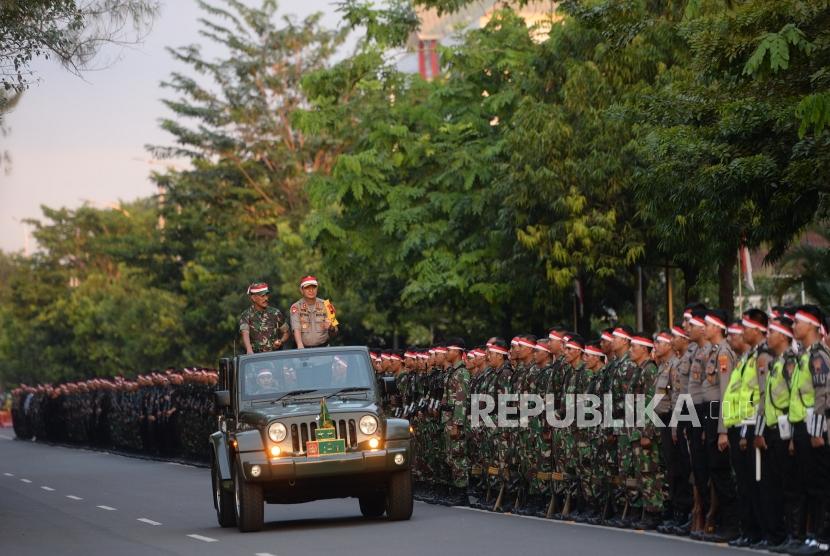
290, 275, 339, 349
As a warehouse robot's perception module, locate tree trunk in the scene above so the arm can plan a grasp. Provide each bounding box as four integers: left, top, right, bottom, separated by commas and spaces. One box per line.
681, 263, 700, 305
717, 253, 735, 313
577, 278, 593, 338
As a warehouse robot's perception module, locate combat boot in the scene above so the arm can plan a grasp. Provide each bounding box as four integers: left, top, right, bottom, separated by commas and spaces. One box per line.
634, 511, 662, 531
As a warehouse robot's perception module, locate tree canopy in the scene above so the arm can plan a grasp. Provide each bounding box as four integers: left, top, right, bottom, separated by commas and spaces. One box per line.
2, 0, 828, 386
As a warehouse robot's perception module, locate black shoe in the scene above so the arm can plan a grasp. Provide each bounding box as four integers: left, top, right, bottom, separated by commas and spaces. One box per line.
750, 539, 771, 550
770, 537, 803, 553
634, 513, 662, 531
704, 528, 740, 543
728, 536, 754, 548
787, 538, 830, 555
657, 520, 677, 534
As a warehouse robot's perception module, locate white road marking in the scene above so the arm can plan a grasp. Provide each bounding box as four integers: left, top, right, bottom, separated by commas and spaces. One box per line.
96, 505, 117, 511
3, 472, 13, 477
20, 478, 31, 483
187, 534, 218, 543
137, 518, 162, 526
40, 486, 55, 491
66, 495, 83, 500
256, 553, 277, 556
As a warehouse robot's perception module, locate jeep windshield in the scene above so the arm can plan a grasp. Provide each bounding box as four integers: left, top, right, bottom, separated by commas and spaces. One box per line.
240, 351, 374, 402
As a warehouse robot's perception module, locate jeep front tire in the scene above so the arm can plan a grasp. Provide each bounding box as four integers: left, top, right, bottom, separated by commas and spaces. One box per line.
234, 460, 264, 532
385, 469, 413, 521
212, 458, 236, 527
359, 493, 386, 518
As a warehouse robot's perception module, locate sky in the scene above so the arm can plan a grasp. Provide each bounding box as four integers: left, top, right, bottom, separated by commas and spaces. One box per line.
0, 0, 355, 253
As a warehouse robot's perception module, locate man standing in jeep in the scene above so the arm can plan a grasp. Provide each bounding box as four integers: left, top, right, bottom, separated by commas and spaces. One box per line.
290, 275, 339, 349
239, 282, 290, 354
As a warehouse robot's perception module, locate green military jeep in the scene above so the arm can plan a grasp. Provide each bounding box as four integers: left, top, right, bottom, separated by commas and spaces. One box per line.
210, 346, 413, 532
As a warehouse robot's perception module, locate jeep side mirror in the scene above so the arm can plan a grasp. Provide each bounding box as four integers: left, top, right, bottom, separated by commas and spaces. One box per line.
381, 376, 398, 397
215, 390, 231, 408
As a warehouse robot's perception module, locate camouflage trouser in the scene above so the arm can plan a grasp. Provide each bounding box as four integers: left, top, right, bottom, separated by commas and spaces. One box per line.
551, 426, 569, 496
617, 433, 641, 510
444, 417, 468, 489
575, 430, 599, 505
591, 431, 615, 509
527, 426, 552, 497
635, 438, 665, 512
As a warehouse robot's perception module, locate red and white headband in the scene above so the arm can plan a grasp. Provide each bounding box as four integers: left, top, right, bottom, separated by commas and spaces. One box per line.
584, 346, 604, 358
533, 343, 551, 353
769, 321, 794, 339
299, 275, 318, 288
600, 331, 614, 342
548, 331, 564, 341
631, 336, 654, 349
565, 341, 583, 352
688, 316, 706, 328
488, 345, 509, 355
671, 326, 689, 339
705, 314, 727, 330
741, 317, 767, 332
656, 333, 672, 344
727, 324, 744, 336
796, 310, 822, 328
612, 328, 632, 341
515, 338, 535, 349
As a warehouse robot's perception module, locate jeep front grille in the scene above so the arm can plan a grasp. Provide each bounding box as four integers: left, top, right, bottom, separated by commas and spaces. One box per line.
290, 418, 358, 454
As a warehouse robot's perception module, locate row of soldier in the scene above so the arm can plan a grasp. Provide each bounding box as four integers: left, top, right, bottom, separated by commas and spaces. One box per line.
371, 303, 830, 554
10, 369, 218, 463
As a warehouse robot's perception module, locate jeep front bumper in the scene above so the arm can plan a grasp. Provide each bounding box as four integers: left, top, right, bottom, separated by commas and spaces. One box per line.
236, 439, 411, 482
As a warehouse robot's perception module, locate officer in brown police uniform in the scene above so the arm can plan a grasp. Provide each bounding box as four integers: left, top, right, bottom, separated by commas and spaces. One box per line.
290, 275, 339, 349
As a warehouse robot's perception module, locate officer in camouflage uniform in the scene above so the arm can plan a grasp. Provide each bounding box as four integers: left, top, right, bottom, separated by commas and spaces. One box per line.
485, 339, 514, 512
442, 339, 471, 505
576, 342, 607, 524
239, 282, 289, 354
553, 335, 585, 518
628, 333, 665, 530
523, 338, 554, 516
511, 335, 537, 513
606, 325, 637, 527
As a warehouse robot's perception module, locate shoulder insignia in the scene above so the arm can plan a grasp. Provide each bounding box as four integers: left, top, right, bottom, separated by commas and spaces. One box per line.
291, 305, 298, 314
811, 353, 830, 376
718, 353, 729, 374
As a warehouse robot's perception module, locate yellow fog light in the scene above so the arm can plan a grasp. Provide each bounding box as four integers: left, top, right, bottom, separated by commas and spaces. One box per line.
368, 437, 379, 449
270, 446, 281, 457
394, 454, 405, 465
250, 465, 261, 477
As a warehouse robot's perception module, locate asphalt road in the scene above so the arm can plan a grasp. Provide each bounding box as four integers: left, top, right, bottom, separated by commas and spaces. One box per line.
1, 431, 749, 556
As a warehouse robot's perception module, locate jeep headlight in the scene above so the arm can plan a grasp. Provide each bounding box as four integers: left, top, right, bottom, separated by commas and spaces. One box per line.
267, 422, 287, 443
359, 415, 378, 435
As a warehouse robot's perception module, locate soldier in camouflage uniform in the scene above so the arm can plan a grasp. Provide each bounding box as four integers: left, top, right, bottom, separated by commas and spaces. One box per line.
628, 333, 665, 530
511, 335, 537, 513
468, 347, 494, 508
239, 282, 289, 354
556, 336, 585, 518
605, 325, 637, 527
484, 339, 514, 512
523, 338, 554, 516
576, 342, 607, 524
441, 339, 471, 505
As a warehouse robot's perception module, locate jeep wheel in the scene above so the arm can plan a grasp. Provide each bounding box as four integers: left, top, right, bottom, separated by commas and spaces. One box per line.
385, 469, 413, 521
212, 458, 236, 527
234, 460, 264, 532
359, 493, 386, 518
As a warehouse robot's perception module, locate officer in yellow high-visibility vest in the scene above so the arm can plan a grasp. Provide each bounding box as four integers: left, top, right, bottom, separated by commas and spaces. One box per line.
754, 316, 799, 551
788, 305, 830, 555
721, 309, 769, 548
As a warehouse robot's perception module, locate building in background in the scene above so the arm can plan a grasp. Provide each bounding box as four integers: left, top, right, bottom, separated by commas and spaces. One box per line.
400, 0, 559, 80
